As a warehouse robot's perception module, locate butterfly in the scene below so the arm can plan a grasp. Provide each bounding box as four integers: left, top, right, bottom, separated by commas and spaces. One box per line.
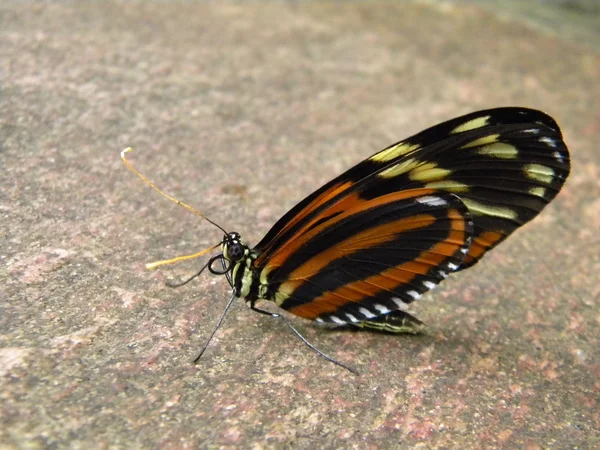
122, 107, 570, 374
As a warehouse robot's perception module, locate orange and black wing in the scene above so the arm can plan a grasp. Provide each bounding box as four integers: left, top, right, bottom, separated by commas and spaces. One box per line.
255, 108, 570, 269
257, 188, 473, 325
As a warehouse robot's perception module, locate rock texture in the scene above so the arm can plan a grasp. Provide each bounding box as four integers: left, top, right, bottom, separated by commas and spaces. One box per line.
2, 1, 598, 448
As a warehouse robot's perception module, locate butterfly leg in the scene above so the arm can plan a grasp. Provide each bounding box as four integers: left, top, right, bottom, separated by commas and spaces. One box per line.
249, 303, 359, 375
351, 310, 426, 334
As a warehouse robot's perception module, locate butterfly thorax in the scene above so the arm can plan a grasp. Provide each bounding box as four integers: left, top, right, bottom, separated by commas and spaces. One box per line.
221, 232, 263, 300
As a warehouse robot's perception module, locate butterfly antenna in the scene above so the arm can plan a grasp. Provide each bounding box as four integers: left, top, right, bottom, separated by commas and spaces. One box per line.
194, 292, 237, 364
121, 148, 228, 235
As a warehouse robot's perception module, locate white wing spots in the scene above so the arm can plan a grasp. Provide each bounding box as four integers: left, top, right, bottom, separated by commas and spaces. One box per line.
461, 198, 518, 220
524, 163, 555, 184
359, 307, 376, 319
423, 280, 437, 290
378, 158, 420, 179
416, 195, 447, 207
438, 270, 448, 279
370, 142, 421, 163
391, 297, 409, 311
553, 151, 564, 163
315, 318, 324, 323
330, 316, 346, 325
461, 134, 500, 149
529, 186, 546, 198
451, 115, 490, 134
346, 313, 359, 323
523, 128, 540, 134
406, 290, 422, 301
425, 180, 469, 193
409, 162, 452, 182
478, 142, 518, 159
374, 304, 391, 315
461, 247, 469, 254
540, 136, 557, 148
447, 262, 459, 271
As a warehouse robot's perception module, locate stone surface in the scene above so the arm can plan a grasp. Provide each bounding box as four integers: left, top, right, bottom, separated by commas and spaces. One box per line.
1, 1, 599, 448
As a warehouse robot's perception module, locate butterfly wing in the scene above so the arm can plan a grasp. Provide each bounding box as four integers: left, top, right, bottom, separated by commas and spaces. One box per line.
256, 188, 473, 325
255, 108, 570, 269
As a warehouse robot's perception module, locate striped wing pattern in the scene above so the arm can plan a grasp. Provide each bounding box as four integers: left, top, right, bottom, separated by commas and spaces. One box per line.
245, 108, 570, 329
255, 108, 570, 270
257, 189, 473, 325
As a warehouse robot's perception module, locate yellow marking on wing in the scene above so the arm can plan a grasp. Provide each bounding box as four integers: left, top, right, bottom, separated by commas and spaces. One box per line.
274, 290, 291, 306
259, 266, 269, 285
425, 180, 470, 193
478, 142, 518, 159
409, 162, 452, 182
377, 158, 420, 178
461, 198, 518, 220
529, 186, 546, 198
370, 143, 420, 163
461, 134, 499, 149
524, 164, 554, 184
451, 115, 490, 134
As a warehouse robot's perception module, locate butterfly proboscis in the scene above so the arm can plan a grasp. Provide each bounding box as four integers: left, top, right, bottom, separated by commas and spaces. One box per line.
121, 148, 360, 374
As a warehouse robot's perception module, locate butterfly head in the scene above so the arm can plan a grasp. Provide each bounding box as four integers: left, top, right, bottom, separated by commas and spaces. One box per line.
221, 231, 248, 263
219, 232, 257, 299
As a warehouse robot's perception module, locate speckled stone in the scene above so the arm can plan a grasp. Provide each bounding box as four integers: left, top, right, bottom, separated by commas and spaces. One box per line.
1, 1, 599, 448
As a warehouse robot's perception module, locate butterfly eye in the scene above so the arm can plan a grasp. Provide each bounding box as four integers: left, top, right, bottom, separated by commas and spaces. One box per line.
227, 242, 244, 261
